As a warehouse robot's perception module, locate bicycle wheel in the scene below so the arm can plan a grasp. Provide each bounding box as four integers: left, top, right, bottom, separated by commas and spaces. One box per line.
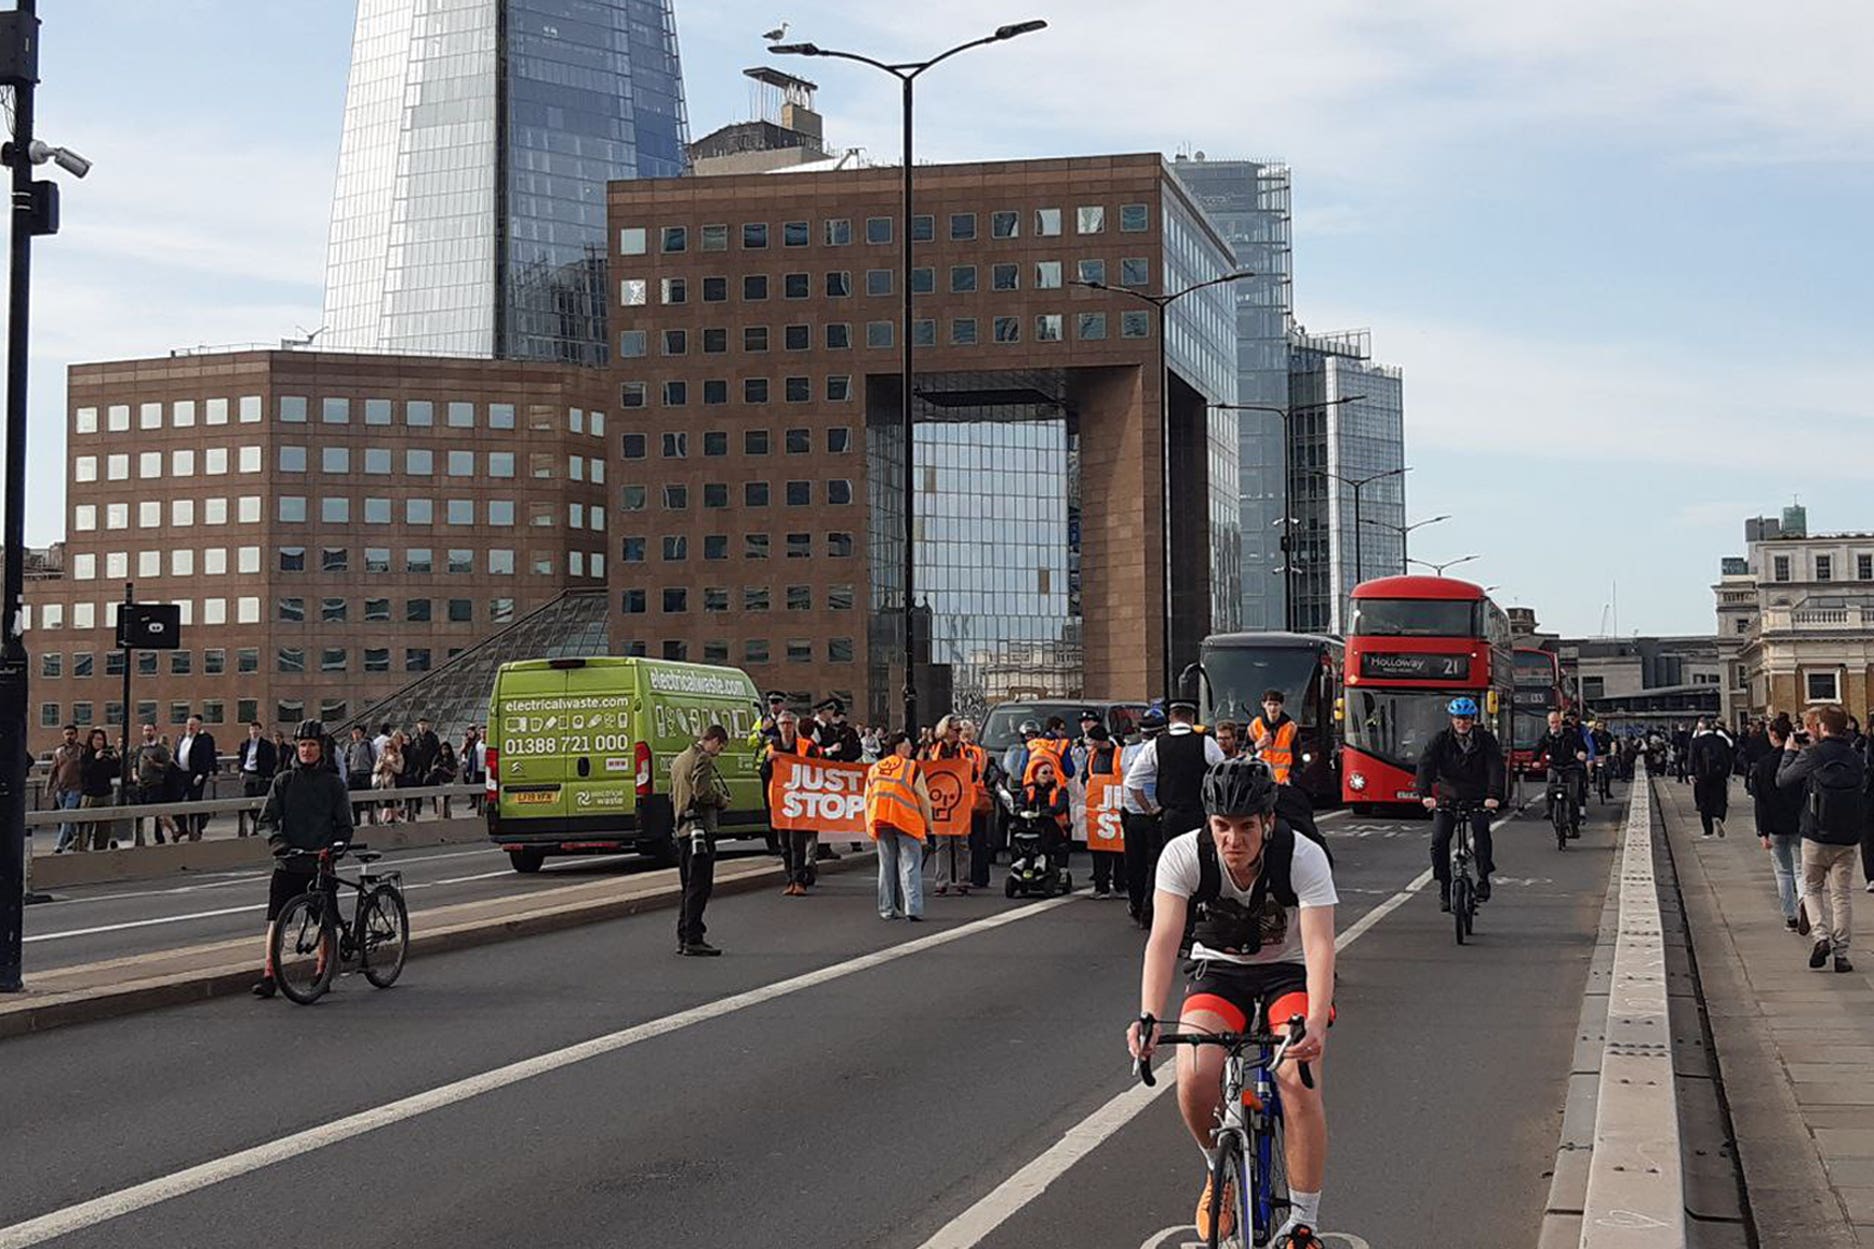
1206, 1132, 1245, 1249
1552, 803, 1569, 851
360, 887, 410, 989
1253, 1111, 1291, 1247
1452, 877, 1471, 945
270, 892, 337, 1004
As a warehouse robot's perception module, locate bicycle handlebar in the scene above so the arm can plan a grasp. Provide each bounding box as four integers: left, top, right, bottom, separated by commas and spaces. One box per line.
1133, 1014, 1315, 1090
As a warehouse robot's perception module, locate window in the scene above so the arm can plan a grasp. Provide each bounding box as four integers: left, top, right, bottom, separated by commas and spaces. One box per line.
621, 279, 648, 307
662, 641, 689, 662
172, 449, 196, 477
365, 548, 391, 573
445, 401, 474, 428
40, 652, 59, 678
867, 321, 894, 349
446, 499, 474, 525
139, 450, 162, 479
662, 225, 687, 253
1806, 671, 1840, 702
1122, 310, 1152, 338
787, 584, 812, 611
321, 397, 350, 425
1120, 203, 1150, 232
277, 645, 305, 672
364, 647, 391, 673
405, 400, 434, 427
662, 535, 688, 561
619, 330, 648, 358
322, 546, 349, 572
911, 266, 934, 294
744, 326, 769, 352
1078, 258, 1106, 286
825, 323, 852, 350
742, 222, 768, 249
745, 429, 770, 456
622, 536, 646, 563
783, 220, 810, 248
664, 484, 688, 510
825, 218, 852, 245
827, 532, 854, 557
662, 328, 687, 356
786, 532, 811, 559
662, 588, 688, 613
406, 448, 435, 475
661, 431, 688, 460
1078, 311, 1108, 341
1077, 205, 1106, 234
786, 480, 812, 506
278, 496, 307, 523
621, 589, 647, 615
1860, 554, 1872, 581
787, 639, 813, 664
745, 639, 771, 664
321, 597, 347, 623
743, 586, 771, 613
828, 638, 855, 663
1121, 257, 1151, 287
827, 375, 852, 402
828, 584, 855, 610
991, 210, 1019, 239
406, 548, 433, 574
911, 214, 934, 242
825, 271, 852, 298
827, 479, 853, 505
278, 445, 308, 473
703, 483, 729, 509
1773, 555, 1791, 582
1035, 261, 1063, 289
617, 225, 646, 254
704, 535, 728, 561
1816, 555, 1834, 582
743, 275, 769, 301
1734, 616, 1751, 635
406, 649, 431, 673
702, 327, 728, 355
660, 277, 687, 305
405, 498, 435, 525
745, 481, 771, 507
279, 396, 308, 423
622, 485, 648, 511
866, 269, 892, 297
994, 316, 1021, 344
827, 427, 852, 454
950, 212, 977, 241
660, 381, 687, 407
952, 317, 979, 346
993, 262, 1020, 292
74, 455, 97, 482
745, 534, 770, 560
865, 216, 892, 245
321, 497, 350, 523
701, 224, 728, 251
448, 599, 473, 623
702, 276, 728, 303
1036, 314, 1064, 342
950, 265, 977, 293
107, 454, 129, 480
621, 382, 647, 408
1035, 207, 1062, 236
488, 549, 515, 575
278, 546, 306, 573
744, 378, 770, 404
783, 273, 810, 300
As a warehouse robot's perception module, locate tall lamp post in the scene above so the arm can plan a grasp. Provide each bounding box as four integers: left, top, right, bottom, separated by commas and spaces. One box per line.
1323, 465, 1409, 631
1211, 395, 1365, 632
1073, 272, 1257, 696
1361, 512, 1451, 564
1409, 554, 1481, 577
771, 20, 1046, 737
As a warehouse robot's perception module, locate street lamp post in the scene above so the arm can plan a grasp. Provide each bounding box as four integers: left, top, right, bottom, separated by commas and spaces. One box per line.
1360, 512, 1451, 563
1211, 395, 1365, 632
1072, 273, 1256, 695
1323, 465, 1409, 631
1409, 554, 1482, 577
771, 20, 1046, 736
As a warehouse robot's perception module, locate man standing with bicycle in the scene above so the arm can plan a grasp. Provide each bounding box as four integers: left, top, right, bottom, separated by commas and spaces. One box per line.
252, 720, 354, 999
1415, 698, 1506, 910
1126, 758, 1336, 1247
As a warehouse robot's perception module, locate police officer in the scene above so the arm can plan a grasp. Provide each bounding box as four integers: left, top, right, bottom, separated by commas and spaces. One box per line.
810, 698, 861, 861
1124, 699, 1226, 928
1121, 711, 1165, 925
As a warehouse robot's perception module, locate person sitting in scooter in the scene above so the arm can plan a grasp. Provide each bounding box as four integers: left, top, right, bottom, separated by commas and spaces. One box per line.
1022, 758, 1071, 870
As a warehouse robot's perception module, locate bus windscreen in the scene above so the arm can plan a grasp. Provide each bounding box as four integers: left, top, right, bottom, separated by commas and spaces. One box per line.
1203, 646, 1323, 725
1350, 598, 1479, 638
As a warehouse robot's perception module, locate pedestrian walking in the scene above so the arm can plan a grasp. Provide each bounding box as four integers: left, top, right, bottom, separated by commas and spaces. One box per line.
250, 720, 354, 999
77, 728, 121, 850
235, 721, 279, 837
1121, 710, 1167, 927
174, 715, 218, 841
1754, 715, 1807, 931
130, 723, 174, 846
672, 725, 733, 956
48, 724, 85, 853
924, 715, 974, 896
770, 710, 821, 895
1124, 700, 1224, 927
1777, 705, 1862, 973
868, 731, 934, 921
1689, 717, 1736, 837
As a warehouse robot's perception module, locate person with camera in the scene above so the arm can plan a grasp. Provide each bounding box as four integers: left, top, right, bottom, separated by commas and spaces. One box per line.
251, 721, 354, 999
1753, 715, 1807, 932
672, 725, 733, 956
1777, 705, 1861, 973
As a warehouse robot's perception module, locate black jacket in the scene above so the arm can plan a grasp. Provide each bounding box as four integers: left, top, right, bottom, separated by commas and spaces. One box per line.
1415, 728, 1507, 804
1751, 751, 1801, 838
176, 731, 218, 785
1777, 737, 1864, 845
257, 761, 356, 854
237, 736, 278, 780
1533, 727, 1590, 770
1689, 730, 1735, 781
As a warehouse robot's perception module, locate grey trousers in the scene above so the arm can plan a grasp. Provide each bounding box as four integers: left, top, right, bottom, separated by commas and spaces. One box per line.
1801, 841, 1857, 956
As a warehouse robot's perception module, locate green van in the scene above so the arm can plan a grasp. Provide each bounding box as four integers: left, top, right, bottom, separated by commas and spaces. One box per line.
485, 656, 766, 872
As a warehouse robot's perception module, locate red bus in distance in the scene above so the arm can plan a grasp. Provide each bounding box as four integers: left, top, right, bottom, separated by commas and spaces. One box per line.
1341, 575, 1515, 810
1511, 647, 1563, 778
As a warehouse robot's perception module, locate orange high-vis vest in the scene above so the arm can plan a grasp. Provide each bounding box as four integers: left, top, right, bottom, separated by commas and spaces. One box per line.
1250, 716, 1299, 784
867, 754, 927, 841
1023, 736, 1069, 787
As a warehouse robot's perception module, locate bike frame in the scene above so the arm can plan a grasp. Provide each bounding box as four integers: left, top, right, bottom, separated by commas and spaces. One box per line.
287, 847, 403, 954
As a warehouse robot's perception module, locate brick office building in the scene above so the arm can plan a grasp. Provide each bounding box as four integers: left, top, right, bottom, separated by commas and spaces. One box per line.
24, 153, 1245, 736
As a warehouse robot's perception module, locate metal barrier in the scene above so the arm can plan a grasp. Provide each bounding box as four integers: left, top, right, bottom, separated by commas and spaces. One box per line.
24, 783, 483, 830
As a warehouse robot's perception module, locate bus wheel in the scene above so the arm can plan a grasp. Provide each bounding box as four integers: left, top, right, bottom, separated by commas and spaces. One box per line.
508, 848, 546, 874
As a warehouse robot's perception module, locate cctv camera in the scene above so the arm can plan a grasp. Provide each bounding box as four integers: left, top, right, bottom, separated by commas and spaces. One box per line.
27, 140, 91, 179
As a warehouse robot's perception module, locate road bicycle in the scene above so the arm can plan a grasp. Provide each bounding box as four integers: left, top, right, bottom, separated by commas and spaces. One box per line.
269, 842, 409, 1005
1441, 801, 1483, 944
1137, 1013, 1319, 1248
1594, 760, 1613, 803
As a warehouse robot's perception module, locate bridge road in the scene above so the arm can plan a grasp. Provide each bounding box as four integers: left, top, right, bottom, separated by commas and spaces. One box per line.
0, 792, 1624, 1249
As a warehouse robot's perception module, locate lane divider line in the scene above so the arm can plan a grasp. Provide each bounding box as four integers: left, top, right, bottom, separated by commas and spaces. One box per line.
0, 891, 1082, 1249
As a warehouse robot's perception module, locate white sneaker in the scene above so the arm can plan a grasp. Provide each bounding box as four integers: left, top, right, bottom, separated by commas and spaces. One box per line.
1865, 881, 1874, 894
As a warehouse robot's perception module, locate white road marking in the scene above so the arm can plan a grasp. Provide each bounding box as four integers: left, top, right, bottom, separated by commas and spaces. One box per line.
0, 892, 1083, 1249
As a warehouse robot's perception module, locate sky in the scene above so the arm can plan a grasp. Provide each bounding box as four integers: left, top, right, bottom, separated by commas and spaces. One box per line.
8, 0, 1873, 638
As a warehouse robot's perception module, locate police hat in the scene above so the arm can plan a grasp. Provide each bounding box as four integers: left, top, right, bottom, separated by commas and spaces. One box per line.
1168, 699, 1199, 715
765, 690, 788, 704
814, 697, 846, 714
1139, 710, 1168, 732
1079, 708, 1101, 722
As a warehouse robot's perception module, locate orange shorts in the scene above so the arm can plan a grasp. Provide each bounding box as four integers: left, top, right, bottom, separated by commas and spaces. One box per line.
1181, 960, 1335, 1034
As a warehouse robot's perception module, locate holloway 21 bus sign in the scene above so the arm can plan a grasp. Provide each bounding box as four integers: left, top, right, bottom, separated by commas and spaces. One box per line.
1359, 651, 1470, 681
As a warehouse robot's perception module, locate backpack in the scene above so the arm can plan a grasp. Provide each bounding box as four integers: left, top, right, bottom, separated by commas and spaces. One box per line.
1808, 748, 1866, 838
1185, 823, 1300, 956
1693, 734, 1733, 781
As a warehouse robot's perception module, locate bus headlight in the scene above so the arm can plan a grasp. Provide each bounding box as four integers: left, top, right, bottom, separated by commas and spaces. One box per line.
1348, 772, 1367, 792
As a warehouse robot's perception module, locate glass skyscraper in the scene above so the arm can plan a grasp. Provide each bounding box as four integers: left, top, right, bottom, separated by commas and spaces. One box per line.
323, 0, 689, 364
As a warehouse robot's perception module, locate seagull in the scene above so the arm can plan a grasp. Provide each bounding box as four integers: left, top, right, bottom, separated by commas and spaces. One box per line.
763, 22, 788, 42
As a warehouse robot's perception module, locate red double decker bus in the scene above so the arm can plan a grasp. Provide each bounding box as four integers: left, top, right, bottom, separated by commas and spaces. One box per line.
1341, 576, 1515, 809
1511, 648, 1563, 778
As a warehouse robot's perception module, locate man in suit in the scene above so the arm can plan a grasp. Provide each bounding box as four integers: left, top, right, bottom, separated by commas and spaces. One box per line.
235, 721, 278, 837
174, 714, 219, 841
405, 717, 442, 819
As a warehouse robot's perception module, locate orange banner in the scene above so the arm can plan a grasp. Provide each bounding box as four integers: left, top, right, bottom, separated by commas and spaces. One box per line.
1085, 775, 1127, 854
765, 756, 976, 837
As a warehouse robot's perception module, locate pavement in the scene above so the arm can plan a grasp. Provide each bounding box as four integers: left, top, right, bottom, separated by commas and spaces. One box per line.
1660, 773, 1874, 1245
0, 796, 1627, 1248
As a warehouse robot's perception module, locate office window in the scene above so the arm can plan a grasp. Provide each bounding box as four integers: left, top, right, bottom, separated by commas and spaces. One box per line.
828, 584, 855, 610
950, 265, 977, 293
278, 545, 306, 573
488, 549, 515, 576
322, 446, 351, 474
139, 451, 162, 479
446, 499, 475, 525
406, 548, 433, 573
621, 381, 647, 407
406, 598, 432, 622
826, 427, 853, 455
1078, 311, 1108, 341
1807, 671, 1840, 702
662, 225, 687, 252
785, 376, 811, 402
825, 218, 852, 245
786, 639, 812, 664
1121, 257, 1151, 286
406, 649, 431, 673
783, 220, 810, 248
622, 536, 646, 564
322, 546, 348, 572
664, 485, 688, 510
865, 216, 892, 245
825, 271, 852, 298
703, 483, 729, 508
279, 445, 308, 473
1859, 554, 1873, 581
663, 381, 688, 406
741, 639, 769, 665
447, 402, 474, 428
701, 223, 728, 251
827, 479, 853, 505
364, 647, 391, 673
405, 498, 435, 525
448, 599, 473, 623
278, 600, 305, 625
620, 589, 647, 615
743, 222, 769, 249
279, 396, 308, 423
1036, 314, 1064, 342
911, 266, 935, 295
994, 316, 1021, 344
1077, 205, 1106, 234
828, 638, 855, 663
663, 587, 688, 613
867, 321, 894, 349
172, 449, 196, 477
786, 533, 811, 559
622, 433, 648, 460
950, 212, 977, 241
322, 597, 347, 623
911, 213, 934, 242
746, 533, 770, 560
993, 262, 1019, 292
827, 375, 853, 402
107, 453, 129, 480
991, 210, 1019, 239
660, 276, 687, 305
702, 276, 728, 303
745, 326, 769, 353
785, 480, 812, 507
662, 536, 688, 562
406, 448, 435, 475
704, 535, 729, 561
825, 323, 852, 350
952, 317, 979, 345
1077, 258, 1106, 286
321, 497, 350, 523
365, 548, 391, 574
662, 328, 687, 356
138, 500, 161, 528
1816, 555, 1834, 582
107, 404, 130, 431
662, 431, 688, 459
866, 269, 892, 297
621, 485, 648, 511
702, 431, 729, 458
404, 399, 434, 427
744, 587, 771, 613
701, 327, 728, 355
745, 429, 770, 456
743, 275, 769, 301
1035, 207, 1062, 236
828, 532, 854, 557
1122, 310, 1153, 338
1120, 203, 1150, 232
745, 481, 771, 507
784, 273, 810, 300
1035, 261, 1063, 289
277, 646, 305, 673
662, 641, 689, 662
74, 455, 97, 482
1773, 555, 1791, 582
278, 496, 307, 523
787, 584, 812, 611
619, 330, 648, 358
745, 378, 770, 404
784, 324, 810, 351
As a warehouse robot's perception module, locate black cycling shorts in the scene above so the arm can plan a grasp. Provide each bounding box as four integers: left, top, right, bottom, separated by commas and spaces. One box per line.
266, 867, 333, 922
1180, 958, 1334, 1034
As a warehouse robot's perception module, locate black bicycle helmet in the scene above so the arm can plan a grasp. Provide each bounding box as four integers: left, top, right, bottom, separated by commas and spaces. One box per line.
294, 719, 326, 742
1202, 756, 1279, 817
1018, 719, 1042, 737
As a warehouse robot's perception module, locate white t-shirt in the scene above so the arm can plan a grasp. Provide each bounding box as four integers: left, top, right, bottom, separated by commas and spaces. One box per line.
1154, 828, 1338, 966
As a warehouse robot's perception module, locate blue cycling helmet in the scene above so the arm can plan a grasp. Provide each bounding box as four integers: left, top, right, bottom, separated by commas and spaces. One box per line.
1447, 697, 1480, 718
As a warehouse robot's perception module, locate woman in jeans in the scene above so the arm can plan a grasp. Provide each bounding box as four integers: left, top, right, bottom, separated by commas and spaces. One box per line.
1755, 714, 1807, 931
78, 729, 122, 850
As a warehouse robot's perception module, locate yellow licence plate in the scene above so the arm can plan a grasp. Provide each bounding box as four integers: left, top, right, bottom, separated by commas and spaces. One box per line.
512, 791, 558, 805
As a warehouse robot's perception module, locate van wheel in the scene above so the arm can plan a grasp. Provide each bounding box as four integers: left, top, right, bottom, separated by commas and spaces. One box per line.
509, 848, 546, 874
645, 836, 679, 869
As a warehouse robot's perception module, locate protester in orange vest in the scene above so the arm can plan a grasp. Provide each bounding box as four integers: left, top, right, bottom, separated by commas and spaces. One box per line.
1021, 756, 1072, 873
770, 710, 821, 897
869, 731, 934, 921
1250, 689, 1301, 785
924, 715, 975, 896
1081, 724, 1129, 899
1024, 717, 1074, 787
